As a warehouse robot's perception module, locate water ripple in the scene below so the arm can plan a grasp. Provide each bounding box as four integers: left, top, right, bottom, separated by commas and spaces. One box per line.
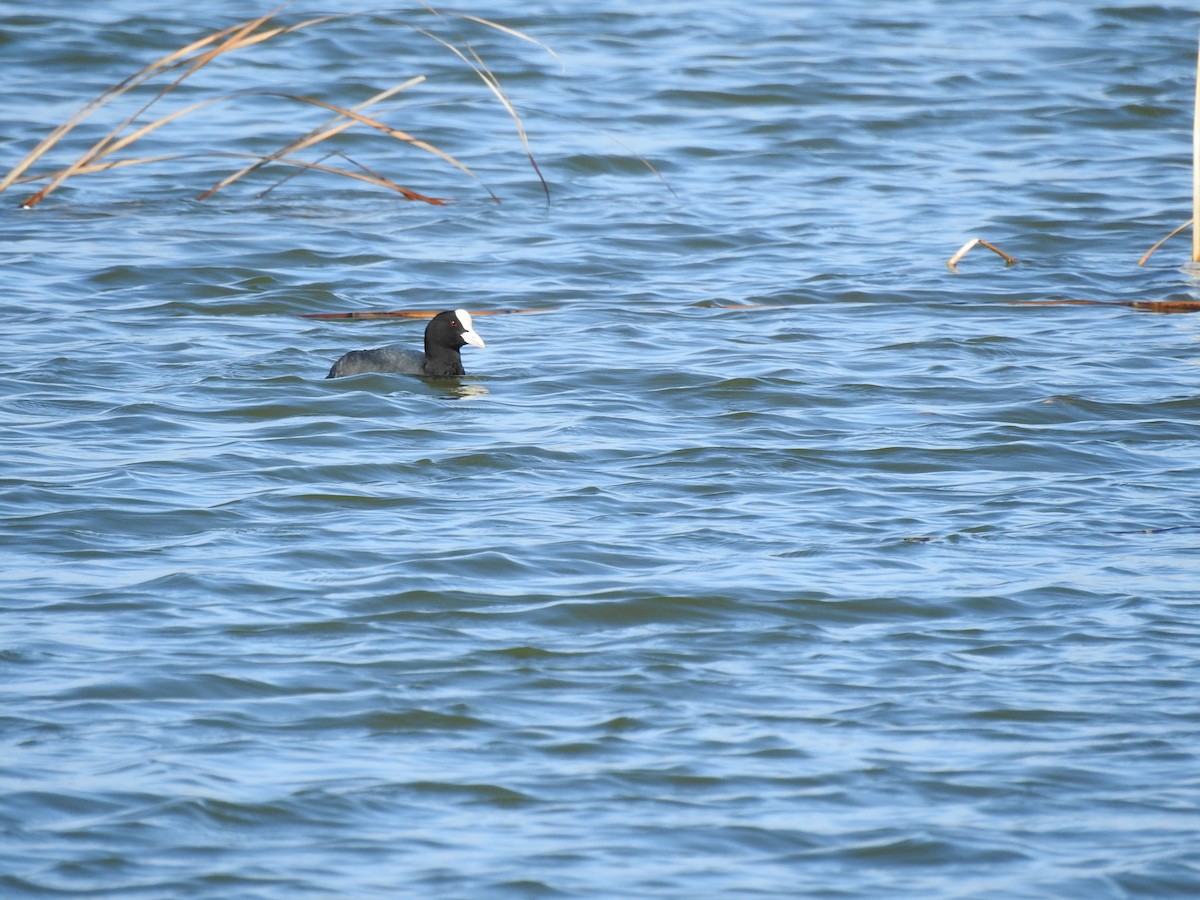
2, 1, 1200, 897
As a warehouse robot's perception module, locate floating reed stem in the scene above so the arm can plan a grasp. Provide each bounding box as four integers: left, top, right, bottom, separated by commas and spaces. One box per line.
1005, 298, 1200, 313
299, 308, 549, 320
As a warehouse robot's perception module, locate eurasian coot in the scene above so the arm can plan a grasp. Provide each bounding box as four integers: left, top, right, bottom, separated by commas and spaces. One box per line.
326, 309, 485, 378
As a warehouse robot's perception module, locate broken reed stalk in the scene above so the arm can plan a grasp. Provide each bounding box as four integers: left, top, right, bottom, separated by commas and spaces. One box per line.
946, 237, 1018, 271
1, 7, 552, 207
1138, 219, 1192, 266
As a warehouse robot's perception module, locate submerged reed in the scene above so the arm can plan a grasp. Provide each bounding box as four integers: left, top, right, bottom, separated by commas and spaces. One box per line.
0, 6, 552, 208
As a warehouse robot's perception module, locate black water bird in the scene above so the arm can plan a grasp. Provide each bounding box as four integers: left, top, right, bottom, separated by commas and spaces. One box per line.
326, 309, 485, 378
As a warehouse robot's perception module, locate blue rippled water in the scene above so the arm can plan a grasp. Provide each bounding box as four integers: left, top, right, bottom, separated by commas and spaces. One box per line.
3, 1, 1200, 897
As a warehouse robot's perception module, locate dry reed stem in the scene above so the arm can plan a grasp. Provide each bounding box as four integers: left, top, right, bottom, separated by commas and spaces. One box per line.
1147, 36, 1200, 263
417, 3, 562, 71
255, 92, 477, 178
256, 151, 341, 199
1137, 219, 1192, 266
1194, 33, 1199, 262
15, 9, 290, 208
413, 23, 549, 199
453, 14, 563, 70
947, 237, 1018, 270
422, 3, 557, 196
0, 18, 257, 195
93, 97, 232, 162
313, 151, 443, 202
604, 133, 677, 197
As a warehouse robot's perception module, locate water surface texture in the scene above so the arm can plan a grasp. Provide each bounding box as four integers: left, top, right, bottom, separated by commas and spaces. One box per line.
3, 1, 1200, 897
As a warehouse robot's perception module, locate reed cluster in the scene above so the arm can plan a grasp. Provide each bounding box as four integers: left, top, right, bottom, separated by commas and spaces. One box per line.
0, 6, 553, 208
